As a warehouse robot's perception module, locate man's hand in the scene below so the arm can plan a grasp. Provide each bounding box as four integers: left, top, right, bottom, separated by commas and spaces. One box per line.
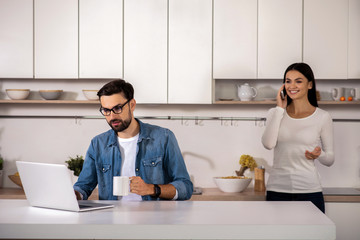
305, 146, 322, 160
129, 176, 177, 199
74, 190, 82, 200
129, 176, 154, 196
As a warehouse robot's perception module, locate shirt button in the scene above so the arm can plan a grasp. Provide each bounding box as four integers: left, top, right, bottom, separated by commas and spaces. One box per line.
102, 168, 105, 171
136, 168, 139, 171
152, 162, 155, 165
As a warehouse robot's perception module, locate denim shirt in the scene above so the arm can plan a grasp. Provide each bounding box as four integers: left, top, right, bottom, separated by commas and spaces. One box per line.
74, 119, 193, 200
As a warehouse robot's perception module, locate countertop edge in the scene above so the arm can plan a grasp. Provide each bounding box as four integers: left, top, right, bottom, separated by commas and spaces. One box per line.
1, 187, 360, 202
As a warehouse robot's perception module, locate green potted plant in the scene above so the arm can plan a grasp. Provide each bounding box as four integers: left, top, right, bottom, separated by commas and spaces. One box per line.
65, 155, 84, 177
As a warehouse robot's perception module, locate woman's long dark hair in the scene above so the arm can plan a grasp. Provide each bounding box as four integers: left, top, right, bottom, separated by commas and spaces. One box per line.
283, 62, 318, 107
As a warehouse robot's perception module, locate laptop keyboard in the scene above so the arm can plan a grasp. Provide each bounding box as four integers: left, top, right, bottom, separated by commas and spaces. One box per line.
79, 204, 94, 209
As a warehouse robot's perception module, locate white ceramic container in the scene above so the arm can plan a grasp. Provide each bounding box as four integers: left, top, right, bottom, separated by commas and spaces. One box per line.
6, 89, 30, 100
214, 177, 252, 193
237, 83, 257, 101
82, 90, 99, 100
39, 90, 63, 100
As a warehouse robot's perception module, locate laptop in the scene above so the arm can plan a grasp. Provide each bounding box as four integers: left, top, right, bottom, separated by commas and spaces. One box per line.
16, 161, 114, 212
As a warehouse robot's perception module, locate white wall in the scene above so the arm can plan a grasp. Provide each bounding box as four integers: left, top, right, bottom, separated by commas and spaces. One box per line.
1, 80, 360, 189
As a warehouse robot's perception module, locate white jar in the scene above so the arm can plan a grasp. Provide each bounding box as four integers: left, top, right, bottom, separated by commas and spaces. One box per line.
237, 83, 257, 101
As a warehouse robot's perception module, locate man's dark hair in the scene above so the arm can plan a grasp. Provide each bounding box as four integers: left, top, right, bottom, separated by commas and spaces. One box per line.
97, 79, 134, 100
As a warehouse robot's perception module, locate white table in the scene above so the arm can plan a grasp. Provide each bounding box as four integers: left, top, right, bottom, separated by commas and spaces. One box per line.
0, 200, 335, 239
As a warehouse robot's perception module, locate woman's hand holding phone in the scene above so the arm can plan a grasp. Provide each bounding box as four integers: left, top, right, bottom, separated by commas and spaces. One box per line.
280, 90, 285, 100
277, 85, 287, 109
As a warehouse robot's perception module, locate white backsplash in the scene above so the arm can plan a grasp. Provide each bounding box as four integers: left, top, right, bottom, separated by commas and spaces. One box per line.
1, 103, 359, 189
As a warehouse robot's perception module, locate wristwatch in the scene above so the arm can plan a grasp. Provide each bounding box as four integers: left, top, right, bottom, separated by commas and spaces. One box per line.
153, 184, 161, 198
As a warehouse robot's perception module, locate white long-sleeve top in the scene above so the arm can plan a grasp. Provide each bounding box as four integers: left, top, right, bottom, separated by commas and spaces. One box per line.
262, 106, 334, 193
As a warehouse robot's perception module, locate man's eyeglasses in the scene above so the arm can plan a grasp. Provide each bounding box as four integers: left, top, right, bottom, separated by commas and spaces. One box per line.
99, 99, 131, 116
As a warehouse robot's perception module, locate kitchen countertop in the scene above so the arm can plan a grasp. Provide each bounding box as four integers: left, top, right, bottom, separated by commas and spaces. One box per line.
0, 199, 335, 240
1, 187, 360, 202
191, 187, 360, 202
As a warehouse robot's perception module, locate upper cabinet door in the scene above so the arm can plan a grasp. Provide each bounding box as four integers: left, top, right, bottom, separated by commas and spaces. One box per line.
258, 0, 302, 79
348, 0, 360, 79
304, 0, 348, 79
0, 0, 33, 78
168, 0, 212, 104
34, 0, 78, 78
213, 0, 257, 79
124, 0, 167, 103
79, 0, 123, 79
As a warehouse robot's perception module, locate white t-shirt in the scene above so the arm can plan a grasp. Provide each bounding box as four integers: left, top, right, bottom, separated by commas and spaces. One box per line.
262, 107, 334, 193
118, 134, 142, 201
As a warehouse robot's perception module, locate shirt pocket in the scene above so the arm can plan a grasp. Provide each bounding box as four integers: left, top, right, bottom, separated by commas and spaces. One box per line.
141, 157, 164, 183
97, 164, 112, 192
101, 164, 111, 173
142, 157, 162, 167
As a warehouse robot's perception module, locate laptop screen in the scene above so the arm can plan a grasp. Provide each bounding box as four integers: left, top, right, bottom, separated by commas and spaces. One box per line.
16, 161, 113, 212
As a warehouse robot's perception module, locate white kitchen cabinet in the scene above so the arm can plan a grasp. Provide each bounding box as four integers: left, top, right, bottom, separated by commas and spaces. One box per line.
79, 0, 123, 79
258, 0, 302, 79
168, 0, 212, 104
34, 0, 78, 78
213, 0, 257, 79
124, 0, 167, 103
348, 0, 360, 79
326, 203, 360, 240
0, 0, 33, 78
303, 0, 348, 79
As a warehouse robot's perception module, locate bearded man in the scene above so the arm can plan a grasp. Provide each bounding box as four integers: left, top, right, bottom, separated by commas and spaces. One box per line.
74, 80, 193, 201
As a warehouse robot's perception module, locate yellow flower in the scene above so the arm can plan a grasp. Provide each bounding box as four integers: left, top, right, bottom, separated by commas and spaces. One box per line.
239, 154, 257, 171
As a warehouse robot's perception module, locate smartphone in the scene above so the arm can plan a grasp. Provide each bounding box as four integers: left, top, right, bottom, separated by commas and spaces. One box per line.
280, 90, 286, 100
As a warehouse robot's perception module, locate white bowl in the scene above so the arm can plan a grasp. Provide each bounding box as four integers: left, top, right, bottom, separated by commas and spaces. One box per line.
39, 90, 63, 100
82, 90, 99, 100
6, 89, 30, 100
214, 177, 252, 193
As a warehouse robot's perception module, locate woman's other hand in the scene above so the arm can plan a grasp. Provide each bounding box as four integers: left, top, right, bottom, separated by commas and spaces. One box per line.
305, 146, 322, 160
276, 84, 287, 109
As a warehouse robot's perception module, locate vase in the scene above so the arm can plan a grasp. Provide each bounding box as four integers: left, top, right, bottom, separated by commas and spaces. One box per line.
235, 166, 248, 176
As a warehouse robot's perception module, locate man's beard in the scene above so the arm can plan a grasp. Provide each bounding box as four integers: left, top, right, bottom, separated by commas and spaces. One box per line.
108, 113, 132, 133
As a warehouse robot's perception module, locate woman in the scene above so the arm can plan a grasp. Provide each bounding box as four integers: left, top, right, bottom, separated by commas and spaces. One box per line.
261, 63, 334, 213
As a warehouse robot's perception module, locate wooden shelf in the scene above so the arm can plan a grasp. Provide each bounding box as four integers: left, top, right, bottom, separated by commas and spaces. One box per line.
214, 100, 360, 105
317, 100, 360, 105
215, 100, 276, 104
0, 99, 99, 104
0, 99, 359, 105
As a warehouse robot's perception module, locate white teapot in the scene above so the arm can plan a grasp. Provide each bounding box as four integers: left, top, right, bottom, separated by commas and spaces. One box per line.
237, 83, 257, 101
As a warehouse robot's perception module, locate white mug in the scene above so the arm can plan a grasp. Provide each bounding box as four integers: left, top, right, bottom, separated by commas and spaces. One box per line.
352, 88, 360, 101
344, 88, 355, 100
113, 176, 130, 196
331, 87, 344, 101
